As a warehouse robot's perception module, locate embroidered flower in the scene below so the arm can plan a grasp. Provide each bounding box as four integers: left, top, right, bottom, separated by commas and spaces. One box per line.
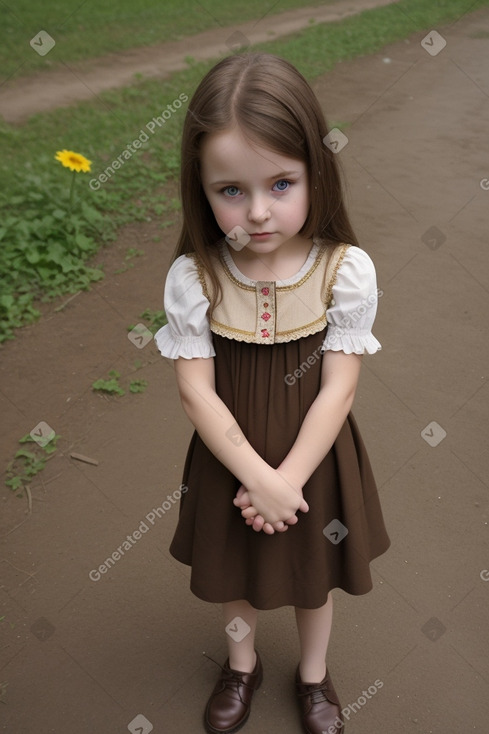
261, 312, 271, 321
261, 329, 270, 338
261, 287, 269, 296
263, 302, 269, 308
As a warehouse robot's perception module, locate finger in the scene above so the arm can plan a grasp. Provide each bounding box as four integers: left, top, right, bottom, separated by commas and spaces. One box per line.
241, 506, 259, 519
252, 515, 265, 532
233, 489, 250, 507
298, 499, 309, 513
262, 522, 276, 535
285, 515, 298, 525
272, 521, 288, 533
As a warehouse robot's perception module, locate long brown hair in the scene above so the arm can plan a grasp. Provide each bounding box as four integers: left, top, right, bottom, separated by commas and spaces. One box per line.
172, 53, 359, 311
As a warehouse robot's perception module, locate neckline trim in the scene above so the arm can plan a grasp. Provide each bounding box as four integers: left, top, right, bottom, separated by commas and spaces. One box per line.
219, 239, 321, 286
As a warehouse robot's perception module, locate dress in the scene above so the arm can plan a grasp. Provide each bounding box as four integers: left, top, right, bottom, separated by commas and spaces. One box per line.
154, 238, 390, 610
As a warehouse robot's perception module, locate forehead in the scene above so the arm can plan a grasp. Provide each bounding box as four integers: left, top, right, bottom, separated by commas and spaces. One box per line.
200, 127, 305, 181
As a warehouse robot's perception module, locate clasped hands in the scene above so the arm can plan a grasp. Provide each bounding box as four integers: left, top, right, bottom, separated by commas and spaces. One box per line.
232, 468, 309, 535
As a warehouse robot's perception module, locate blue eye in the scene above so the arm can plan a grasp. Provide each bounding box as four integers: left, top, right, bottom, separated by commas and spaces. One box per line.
273, 179, 290, 192
223, 186, 240, 197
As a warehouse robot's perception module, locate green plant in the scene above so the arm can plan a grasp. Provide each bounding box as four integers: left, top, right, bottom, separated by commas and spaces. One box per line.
5, 433, 60, 499
91, 370, 125, 396
0, 172, 115, 343
129, 379, 148, 393
129, 308, 167, 334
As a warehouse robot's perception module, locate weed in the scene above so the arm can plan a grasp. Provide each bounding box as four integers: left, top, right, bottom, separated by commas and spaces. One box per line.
5, 433, 60, 499
92, 370, 125, 396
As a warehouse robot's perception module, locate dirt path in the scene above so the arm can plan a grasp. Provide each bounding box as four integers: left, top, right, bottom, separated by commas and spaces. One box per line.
1, 5, 489, 734
0, 0, 399, 123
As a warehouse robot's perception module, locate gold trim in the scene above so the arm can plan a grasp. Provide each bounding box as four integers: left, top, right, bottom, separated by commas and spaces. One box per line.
192, 254, 211, 303
218, 240, 328, 291
324, 244, 350, 307
276, 314, 326, 336
277, 243, 327, 291
210, 319, 255, 337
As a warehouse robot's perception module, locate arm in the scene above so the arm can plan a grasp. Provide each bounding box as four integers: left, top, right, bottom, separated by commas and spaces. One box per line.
174, 356, 309, 526
239, 350, 362, 524
277, 350, 362, 486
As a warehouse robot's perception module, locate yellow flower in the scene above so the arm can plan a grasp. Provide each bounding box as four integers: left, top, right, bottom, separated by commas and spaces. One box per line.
55, 149, 92, 173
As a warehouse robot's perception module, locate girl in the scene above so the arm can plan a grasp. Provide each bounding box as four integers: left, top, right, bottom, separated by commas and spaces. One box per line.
155, 53, 390, 734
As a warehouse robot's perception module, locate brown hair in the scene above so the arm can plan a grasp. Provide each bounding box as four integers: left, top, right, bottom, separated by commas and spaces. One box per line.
172, 53, 359, 311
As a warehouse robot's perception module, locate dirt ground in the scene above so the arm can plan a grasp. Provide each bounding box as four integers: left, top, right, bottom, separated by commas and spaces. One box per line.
1, 3, 489, 733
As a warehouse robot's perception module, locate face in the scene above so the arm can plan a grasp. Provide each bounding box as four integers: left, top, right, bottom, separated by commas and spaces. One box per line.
200, 127, 310, 260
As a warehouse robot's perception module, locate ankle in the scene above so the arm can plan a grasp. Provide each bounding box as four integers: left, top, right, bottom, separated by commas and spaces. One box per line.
299, 661, 326, 684
229, 649, 257, 674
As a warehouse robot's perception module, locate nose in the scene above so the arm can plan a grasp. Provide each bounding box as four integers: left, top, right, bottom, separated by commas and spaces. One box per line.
247, 193, 271, 224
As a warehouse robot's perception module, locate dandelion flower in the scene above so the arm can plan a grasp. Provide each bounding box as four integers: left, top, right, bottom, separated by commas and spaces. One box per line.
55, 149, 92, 173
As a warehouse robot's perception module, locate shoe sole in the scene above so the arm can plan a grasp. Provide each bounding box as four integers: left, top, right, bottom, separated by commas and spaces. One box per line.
203, 667, 263, 734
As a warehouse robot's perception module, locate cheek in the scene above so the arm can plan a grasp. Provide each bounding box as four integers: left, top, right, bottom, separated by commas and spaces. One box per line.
284, 188, 310, 227
207, 197, 241, 232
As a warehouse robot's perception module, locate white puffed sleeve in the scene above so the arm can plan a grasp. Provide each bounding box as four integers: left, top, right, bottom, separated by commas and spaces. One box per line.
154, 255, 216, 359
321, 246, 382, 355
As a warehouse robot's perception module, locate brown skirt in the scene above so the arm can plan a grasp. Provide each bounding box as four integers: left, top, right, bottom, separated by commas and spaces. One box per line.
169, 329, 390, 610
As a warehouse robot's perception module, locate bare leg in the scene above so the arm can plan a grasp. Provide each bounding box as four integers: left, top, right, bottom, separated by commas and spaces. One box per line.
222, 600, 259, 673
294, 594, 333, 683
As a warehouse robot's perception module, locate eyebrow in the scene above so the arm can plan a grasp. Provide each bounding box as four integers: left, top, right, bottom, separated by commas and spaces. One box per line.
209, 170, 302, 186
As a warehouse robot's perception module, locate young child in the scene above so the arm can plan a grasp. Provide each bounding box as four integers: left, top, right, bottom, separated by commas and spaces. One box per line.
155, 53, 390, 734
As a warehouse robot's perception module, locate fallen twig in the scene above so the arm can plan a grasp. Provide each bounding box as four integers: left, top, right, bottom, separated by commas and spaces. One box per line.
69, 452, 99, 466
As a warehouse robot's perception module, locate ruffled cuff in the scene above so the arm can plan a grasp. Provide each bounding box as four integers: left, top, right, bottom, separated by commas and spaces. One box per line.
321, 328, 381, 355
154, 324, 216, 359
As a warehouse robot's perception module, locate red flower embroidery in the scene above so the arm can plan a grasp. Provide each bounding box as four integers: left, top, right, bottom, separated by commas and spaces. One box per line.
261, 312, 271, 321
261, 329, 270, 338
261, 287, 269, 296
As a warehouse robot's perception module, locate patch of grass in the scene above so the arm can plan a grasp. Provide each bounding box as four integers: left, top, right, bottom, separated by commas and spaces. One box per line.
129, 379, 148, 393
0, 171, 114, 342
131, 308, 168, 334
1, 0, 488, 342
92, 370, 125, 396
1, 0, 334, 79
5, 433, 60, 499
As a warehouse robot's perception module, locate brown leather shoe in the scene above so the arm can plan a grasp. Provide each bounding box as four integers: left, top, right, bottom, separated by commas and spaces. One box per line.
295, 666, 344, 734
204, 652, 263, 733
